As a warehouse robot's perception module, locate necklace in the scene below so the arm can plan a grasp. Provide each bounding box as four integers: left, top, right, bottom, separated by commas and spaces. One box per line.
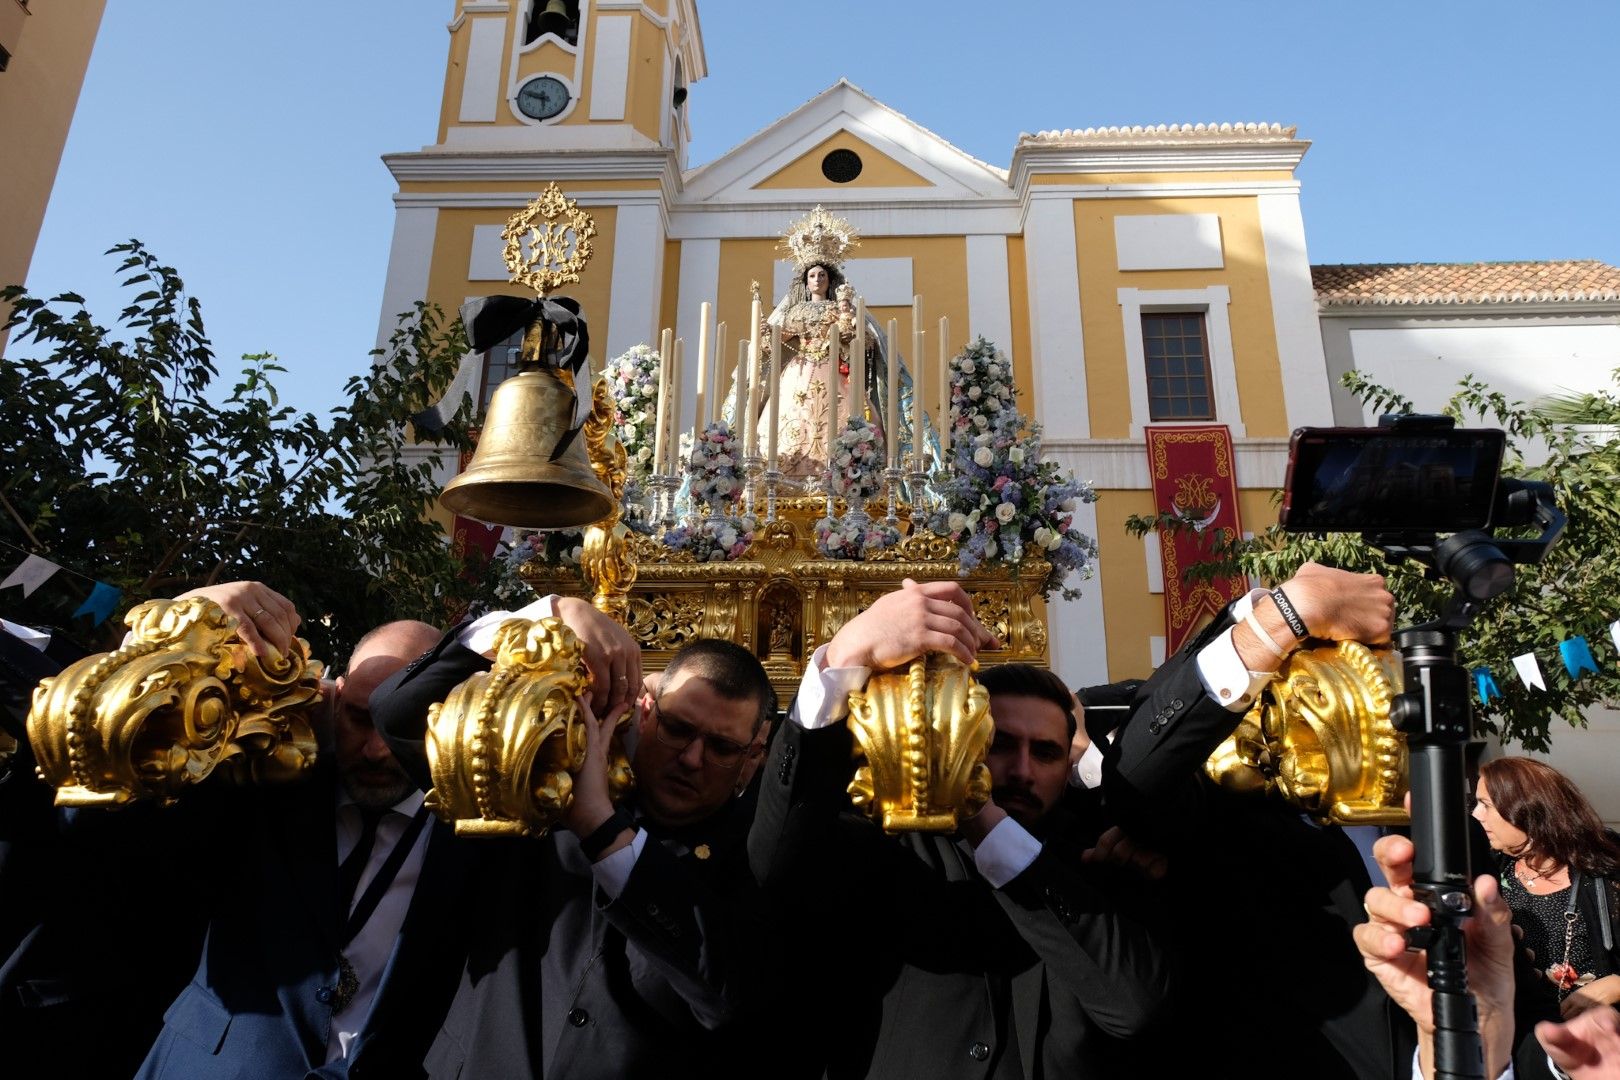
1518, 857, 1565, 888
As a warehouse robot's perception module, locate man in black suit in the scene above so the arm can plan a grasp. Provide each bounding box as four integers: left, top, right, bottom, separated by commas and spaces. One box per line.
750, 579, 1179, 1078
369, 595, 775, 1080
1074, 563, 1412, 1078
130, 586, 466, 1080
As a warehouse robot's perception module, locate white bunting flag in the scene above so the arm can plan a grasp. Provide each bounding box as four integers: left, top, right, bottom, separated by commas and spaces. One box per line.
0, 554, 60, 598
1512, 652, 1546, 691
1610, 618, 1620, 657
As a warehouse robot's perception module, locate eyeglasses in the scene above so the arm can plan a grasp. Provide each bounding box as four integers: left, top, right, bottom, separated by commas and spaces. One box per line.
652, 709, 751, 769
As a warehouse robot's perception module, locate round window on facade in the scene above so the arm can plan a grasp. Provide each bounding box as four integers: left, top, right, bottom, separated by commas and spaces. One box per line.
821, 149, 863, 184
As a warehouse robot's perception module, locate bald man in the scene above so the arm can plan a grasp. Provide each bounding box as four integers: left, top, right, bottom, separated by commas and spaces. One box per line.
135, 591, 469, 1080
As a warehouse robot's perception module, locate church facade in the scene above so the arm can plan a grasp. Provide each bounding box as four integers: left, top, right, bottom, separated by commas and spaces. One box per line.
373, 0, 1620, 704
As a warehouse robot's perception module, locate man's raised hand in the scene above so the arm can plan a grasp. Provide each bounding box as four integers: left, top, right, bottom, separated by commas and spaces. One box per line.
825, 579, 998, 672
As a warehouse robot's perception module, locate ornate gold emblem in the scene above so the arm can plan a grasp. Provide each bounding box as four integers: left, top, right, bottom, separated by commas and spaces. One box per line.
1205, 640, 1408, 824
27, 598, 323, 807
502, 182, 597, 297
424, 616, 632, 837
846, 655, 994, 832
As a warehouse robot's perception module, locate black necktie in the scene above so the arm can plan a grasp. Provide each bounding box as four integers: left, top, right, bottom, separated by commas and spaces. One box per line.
336, 806, 389, 918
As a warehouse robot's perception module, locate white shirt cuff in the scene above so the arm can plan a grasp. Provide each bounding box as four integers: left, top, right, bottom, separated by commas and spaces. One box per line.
972, 816, 1043, 888
1195, 623, 1275, 713
589, 826, 647, 899
792, 644, 872, 730
459, 594, 559, 657
1070, 741, 1105, 789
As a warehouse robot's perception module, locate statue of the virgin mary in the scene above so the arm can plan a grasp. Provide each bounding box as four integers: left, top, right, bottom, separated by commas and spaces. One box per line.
738, 207, 936, 490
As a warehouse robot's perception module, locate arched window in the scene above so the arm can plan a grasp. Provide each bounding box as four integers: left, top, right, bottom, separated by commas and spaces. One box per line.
525, 0, 580, 47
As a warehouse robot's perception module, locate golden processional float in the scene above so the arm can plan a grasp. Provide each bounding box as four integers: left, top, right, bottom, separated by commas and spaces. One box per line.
23, 186, 1408, 833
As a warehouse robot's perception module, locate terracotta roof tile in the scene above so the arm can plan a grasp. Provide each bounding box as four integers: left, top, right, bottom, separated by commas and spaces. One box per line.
1312, 261, 1620, 306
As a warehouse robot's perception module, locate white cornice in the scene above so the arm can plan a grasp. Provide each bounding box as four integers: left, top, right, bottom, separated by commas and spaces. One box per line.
385, 147, 678, 181
1009, 143, 1308, 190
1317, 300, 1620, 320
1046, 437, 1291, 490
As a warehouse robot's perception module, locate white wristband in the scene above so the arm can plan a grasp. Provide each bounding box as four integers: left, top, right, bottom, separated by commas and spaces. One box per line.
1236, 588, 1286, 659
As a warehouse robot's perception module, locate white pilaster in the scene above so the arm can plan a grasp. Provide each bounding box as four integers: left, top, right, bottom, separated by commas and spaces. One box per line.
1048, 498, 1108, 686
605, 202, 666, 360
965, 234, 1014, 353
1023, 196, 1089, 438
674, 238, 721, 436
374, 205, 441, 354
588, 15, 633, 121
1257, 190, 1335, 426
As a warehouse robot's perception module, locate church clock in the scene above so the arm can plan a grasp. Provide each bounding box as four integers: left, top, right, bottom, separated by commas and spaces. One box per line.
515, 76, 570, 121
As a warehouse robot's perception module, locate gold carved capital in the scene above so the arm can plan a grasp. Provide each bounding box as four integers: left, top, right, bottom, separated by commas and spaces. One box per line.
27, 598, 323, 807
846, 654, 993, 832
425, 616, 632, 836
1205, 641, 1407, 825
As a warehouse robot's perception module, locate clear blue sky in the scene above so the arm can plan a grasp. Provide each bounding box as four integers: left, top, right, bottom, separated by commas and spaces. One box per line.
24, 0, 1620, 421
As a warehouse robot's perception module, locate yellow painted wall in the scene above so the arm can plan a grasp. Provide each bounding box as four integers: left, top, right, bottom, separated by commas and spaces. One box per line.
626, 12, 666, 144
1072, 195, 1290, 439
424, 205, 619, 333
1007, 235, 1033, 397
754, 131, 933, 189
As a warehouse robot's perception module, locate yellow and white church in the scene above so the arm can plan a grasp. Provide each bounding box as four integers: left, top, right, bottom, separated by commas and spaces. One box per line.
372, 0, 1620, 701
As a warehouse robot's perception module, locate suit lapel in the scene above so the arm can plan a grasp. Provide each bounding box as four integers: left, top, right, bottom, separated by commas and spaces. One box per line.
259, 775, 342, 1065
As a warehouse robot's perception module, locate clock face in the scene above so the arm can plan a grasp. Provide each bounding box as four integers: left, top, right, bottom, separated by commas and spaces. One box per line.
516, 76, 570, 120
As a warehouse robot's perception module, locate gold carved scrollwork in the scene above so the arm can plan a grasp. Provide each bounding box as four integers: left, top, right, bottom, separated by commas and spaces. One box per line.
27, 599, 323, 807
846, 654, 994, 832
1205, 641, 1408, 825
579, 375, 637, 624
425, 616, 632, 836
626, 593, 707, 650
971, 592, 1012, 651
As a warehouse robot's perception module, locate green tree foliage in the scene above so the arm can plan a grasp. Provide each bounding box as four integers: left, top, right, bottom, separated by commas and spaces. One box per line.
1128, 370, 1620, 751
1, 241, 484, 666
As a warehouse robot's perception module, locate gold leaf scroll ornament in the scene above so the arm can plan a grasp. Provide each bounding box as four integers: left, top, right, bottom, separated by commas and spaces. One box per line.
425, 616, 633, 836
846, 654, 993, 832
1205, 640, 1407, 825
502, 182, 597, 298
27, 598, 322, 807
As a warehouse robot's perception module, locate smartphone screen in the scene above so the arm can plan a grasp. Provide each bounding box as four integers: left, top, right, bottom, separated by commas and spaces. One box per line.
1280, 427, 1506, 533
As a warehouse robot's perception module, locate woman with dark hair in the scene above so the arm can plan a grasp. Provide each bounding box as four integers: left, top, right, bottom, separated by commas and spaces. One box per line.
1475, 756, 1620, 1074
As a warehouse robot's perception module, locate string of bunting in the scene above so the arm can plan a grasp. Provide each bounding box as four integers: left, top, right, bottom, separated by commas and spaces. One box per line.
1472, 628, 1615, 705
0, 542, 124, 627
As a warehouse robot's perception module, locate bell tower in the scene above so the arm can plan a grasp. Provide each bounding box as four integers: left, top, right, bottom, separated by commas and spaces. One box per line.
436, 0, 705, 159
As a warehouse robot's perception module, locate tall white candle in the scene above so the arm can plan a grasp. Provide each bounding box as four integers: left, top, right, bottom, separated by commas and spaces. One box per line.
653, 327, 672, 475
826, 329, 840, 466
712, 320, 727, 426
669, 337, 685, 473
734, 339, 749, 442
886, 318, 900, 467
938, 315, 951, 463
767, 324, 782, 470
913, 332, 926, 472
694, 301, 711, 434
747, 295, 763, 455
852, 297, 866, 421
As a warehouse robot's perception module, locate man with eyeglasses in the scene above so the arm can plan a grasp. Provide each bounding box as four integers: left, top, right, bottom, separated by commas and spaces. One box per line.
369, 596, 776, 1080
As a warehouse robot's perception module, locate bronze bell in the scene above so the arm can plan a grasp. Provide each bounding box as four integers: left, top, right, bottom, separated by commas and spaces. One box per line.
440, 367, 615, 529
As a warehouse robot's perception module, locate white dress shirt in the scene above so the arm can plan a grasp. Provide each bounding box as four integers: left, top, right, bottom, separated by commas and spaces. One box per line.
326, 788, 432, 1063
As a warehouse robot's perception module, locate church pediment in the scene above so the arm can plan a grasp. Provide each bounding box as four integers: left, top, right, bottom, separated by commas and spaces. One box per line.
681, 80, 1009, 204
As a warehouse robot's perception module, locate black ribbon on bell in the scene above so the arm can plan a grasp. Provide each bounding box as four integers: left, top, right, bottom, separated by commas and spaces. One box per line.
460, 295, 593, 459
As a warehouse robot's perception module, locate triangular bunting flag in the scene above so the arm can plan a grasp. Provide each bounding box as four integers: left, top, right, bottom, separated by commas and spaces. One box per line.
1560, 637, 1600, 681
1512, 652, 1546, 691
0, 554, 61, 598
1473, 667, 1501, 707
70, 581, 123, 627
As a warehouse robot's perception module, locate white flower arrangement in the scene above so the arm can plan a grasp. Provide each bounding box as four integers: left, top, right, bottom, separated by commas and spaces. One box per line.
604, 344, 662, 480
949, 337, 1016, 448
663, 513, 758, 562
814, 513, 902, 561
828, 417, 885, 502
687, 421, 745, 509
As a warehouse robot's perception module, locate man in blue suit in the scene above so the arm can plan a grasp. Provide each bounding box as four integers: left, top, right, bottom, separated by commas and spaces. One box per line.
134, 588, 459, 1080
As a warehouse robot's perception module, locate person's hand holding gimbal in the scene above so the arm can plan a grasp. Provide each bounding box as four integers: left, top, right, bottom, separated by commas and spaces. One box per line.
1356, 833, 1515, 1080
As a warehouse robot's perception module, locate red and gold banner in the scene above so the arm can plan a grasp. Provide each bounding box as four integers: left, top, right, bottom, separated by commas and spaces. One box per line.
1145, 424, 1248, 655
